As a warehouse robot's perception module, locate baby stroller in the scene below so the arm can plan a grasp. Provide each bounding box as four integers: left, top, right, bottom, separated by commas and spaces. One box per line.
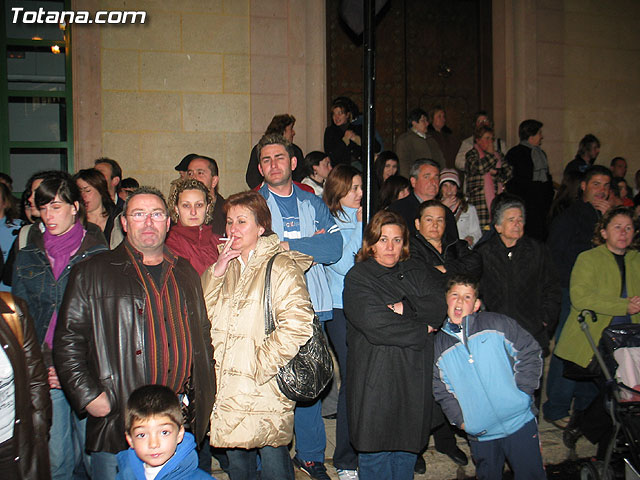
576, 309, 640, 480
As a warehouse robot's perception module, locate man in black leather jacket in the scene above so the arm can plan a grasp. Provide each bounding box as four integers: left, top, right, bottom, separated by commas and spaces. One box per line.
53, 186, 215, 479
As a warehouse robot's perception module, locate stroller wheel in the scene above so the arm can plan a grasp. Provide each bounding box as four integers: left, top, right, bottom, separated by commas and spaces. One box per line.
580, 461, 600, 480
580, 460, 616, 480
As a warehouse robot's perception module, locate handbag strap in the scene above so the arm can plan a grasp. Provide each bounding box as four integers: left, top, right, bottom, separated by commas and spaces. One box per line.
263, 252, 283, 335
0, 292, 23, 348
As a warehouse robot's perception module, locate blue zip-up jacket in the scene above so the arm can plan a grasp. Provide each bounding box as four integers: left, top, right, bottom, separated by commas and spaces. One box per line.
259, 183, 342, 320
326, 206, 362, 309
432, 311, 542, 441
116, 432, 214, 480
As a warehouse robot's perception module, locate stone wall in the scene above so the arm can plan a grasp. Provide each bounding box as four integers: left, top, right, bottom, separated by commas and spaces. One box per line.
494, 0, 640, 183
73, 0, 325, 198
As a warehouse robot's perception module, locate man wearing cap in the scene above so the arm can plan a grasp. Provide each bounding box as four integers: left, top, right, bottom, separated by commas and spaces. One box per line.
439, 169, 482, 246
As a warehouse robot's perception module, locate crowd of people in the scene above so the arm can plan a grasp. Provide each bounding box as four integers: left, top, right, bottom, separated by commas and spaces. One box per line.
1, 99, 639, 480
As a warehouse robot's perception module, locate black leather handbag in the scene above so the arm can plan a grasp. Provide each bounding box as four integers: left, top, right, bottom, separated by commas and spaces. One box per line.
263, 252, 333, 402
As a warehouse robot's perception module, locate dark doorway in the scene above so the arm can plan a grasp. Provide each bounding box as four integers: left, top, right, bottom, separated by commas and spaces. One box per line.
326, 0, 493, 149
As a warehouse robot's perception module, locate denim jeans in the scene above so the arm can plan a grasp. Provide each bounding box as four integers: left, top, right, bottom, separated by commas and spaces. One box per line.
91, 451, 118, 480
358, 451, 417, 480
226, 445, 294, 480
50, 389, 89, 480
294, 390, 326, 463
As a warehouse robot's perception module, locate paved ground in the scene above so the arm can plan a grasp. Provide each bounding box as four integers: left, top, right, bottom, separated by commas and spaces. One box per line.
211, 416, 597, 479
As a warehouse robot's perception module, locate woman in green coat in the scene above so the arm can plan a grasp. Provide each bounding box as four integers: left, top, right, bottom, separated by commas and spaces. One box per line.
555, 206, 640, 368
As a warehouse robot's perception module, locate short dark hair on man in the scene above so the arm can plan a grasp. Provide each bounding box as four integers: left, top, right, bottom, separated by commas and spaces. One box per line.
125, 385, 183, 433
610, 156, 626, 168
407, 108, 427, 129
190, 155, 219, 177
582, 165, 612, 185
256, 133, 295, 160
123, 186, 169, 215
409, 158, 440, 179
95, 157, 123, 180
446, 274, 480, 296
120, 177, 140, 190
265, 114, 295, 135
518, 119, 543, 141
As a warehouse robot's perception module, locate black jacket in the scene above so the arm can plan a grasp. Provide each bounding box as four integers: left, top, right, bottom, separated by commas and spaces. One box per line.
53, 242, 216, 454
546, 200, 600, 288
409, 232, 482, 282
388, 193, 459, 239
505, 144, 554, 241
0, 295, 51, 480
476, 234, 561, 353
343, 258, 446, 453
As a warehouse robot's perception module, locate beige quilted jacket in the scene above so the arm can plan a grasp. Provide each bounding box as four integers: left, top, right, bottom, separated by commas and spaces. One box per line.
202, 234, 314, 448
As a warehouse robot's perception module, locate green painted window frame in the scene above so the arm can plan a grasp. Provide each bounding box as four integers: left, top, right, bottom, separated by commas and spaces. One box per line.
0, 0, 74, 182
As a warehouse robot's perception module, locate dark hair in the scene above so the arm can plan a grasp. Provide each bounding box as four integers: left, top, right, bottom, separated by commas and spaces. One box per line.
120, 177, 140, 190
409, 158, 440, 179
167, 178, 214, 225
446, 274, 480, 296
374, 151, 399, 187
356, 210, 409, 263
223, 191, 273, 236
20, 170, 60, 222
125, 385, 183, 433
332, 96, 359, 118
303, 151, 328, 178
416, 199, 446, 220
407, 108, 427, 129
577, 134, 600, 157
94, 157, 122, 181
473, 124, 494, 141
35, 171, 86, 224
265, 114, 295, 135
0, 173, 13, 188
518, 119, 543, 141
123, 186, 169, 215
582, 165, 612, 187
549, 170, 583, 221
188, 155, 219, 177
437, 174, 470, 213
256, 133, 295, 161
73, 168, 116, 218
0, 183, 18, 224
378, 175, 411, 210
427, 105, 445, 124
323, 165, 361, 219
610, 156, 626, 168
593, 206, 635, 247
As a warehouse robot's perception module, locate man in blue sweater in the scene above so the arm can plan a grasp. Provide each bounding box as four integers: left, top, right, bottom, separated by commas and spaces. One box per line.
257, 133, 342, 480
433, 275, 545, 479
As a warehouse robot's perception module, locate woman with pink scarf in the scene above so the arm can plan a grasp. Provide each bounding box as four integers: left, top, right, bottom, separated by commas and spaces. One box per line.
13, 171, 107, 479
465, 125, 513, 230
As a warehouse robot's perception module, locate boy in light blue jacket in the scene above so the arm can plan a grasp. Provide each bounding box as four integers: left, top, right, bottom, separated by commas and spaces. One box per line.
116, 385, 214, 480
433, 275, 546, 479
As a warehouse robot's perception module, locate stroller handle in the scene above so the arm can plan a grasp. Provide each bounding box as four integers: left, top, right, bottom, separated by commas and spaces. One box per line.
577, 309, 597, 324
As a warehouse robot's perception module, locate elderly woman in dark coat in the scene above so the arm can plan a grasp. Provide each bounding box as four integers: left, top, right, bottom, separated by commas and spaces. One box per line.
476, 194, 561, 357
343, 210, 446, 480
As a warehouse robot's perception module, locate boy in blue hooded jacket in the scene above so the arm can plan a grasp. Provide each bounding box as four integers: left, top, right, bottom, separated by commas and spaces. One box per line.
116, 385, 214, 480
433, 275, 546, 479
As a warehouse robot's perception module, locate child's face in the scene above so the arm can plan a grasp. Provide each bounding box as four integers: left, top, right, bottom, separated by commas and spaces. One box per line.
446, 283, 481, 324
125, 415, 185, 468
